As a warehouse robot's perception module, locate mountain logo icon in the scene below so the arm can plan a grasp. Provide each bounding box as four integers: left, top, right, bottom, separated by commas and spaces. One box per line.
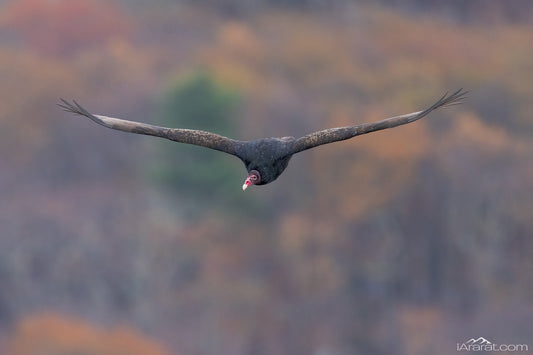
465, 337, 492, 345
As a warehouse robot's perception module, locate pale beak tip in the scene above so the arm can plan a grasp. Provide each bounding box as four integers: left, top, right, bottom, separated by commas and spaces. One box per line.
242, 183, 248, 191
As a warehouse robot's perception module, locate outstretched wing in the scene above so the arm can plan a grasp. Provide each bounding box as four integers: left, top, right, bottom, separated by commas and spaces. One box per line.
59, 99, 242, 156
289, 88, 466, 155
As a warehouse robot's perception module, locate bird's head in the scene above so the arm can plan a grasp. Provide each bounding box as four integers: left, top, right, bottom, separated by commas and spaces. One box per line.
242, 170, 261, 191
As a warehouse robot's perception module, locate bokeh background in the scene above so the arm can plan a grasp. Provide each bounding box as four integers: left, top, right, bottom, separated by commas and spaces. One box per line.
1, 1, 532, 354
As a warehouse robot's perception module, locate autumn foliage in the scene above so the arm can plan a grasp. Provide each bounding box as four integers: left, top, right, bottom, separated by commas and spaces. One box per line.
0, 1, 532, 354
5, 313, 170, 355
2, 0, 130, 55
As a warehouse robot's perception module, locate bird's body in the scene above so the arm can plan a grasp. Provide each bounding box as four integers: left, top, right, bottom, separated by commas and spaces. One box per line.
236, 137, 295, 185
59, 89, 466, 190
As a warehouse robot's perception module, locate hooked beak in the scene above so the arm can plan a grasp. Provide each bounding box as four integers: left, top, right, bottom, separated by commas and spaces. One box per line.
242, 177, 253, 191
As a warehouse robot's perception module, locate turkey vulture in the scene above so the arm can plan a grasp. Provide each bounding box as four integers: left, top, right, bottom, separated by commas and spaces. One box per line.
59, 89, 465, 190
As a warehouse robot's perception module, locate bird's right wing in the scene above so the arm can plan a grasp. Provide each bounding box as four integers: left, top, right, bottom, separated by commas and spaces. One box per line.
289, 89, 466, 155
59, 99, 242, 156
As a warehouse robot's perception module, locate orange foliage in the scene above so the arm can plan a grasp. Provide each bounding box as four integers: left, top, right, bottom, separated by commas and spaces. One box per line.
307, 106, 430, 221
444, 112, 513, 153
0, 49, 81, 164
0, 3, 532, 353
397, 306, 444, 355
278, 213, 343, 294
4, 313, 171, 355
2, 0, 130, 55
199, 21, 267, 92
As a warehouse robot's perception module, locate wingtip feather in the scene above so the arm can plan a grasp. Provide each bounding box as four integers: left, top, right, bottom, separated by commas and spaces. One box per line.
57, 98, 76, 113
439, 88, 467, 109
58, 98, 94, 119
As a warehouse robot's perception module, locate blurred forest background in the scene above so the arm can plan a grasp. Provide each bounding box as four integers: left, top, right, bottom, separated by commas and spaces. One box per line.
0, 0, 532, 354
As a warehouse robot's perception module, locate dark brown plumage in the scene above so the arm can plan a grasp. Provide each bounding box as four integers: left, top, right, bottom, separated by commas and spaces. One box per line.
59, 89, 466, 190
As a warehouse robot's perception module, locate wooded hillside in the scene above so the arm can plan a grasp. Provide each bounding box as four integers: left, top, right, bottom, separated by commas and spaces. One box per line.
0, 1, 531, 354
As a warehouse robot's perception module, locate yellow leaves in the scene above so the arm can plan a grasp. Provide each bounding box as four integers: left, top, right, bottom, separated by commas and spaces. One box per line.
75, 38, 160, 100
397, 306, 444, 355
278, 212, 343, 294
279, 212, 337, 252
5, 313, 171, 355
279, 213, 311, 251
356, 109, 430, 161
314, 151, 414, 220
309, 107, 430, 221
442, 112, 523, 155
204, 12, 361, 96
218, 22, 264, 59
450, 112, 510, 152
436, 111, 533, 227
201, 22, 266, 91
259, 13, 363, 91
0, 49, 79, 163
2, 0, 131, 56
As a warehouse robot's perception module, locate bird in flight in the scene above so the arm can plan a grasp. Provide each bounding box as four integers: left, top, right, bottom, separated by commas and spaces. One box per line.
59, 89, 465, 190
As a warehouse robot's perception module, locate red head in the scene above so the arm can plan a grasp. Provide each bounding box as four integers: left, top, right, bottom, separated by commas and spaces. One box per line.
242, 170, 261, 191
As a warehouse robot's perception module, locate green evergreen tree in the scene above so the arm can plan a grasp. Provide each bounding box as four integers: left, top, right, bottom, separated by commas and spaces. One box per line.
152, 71, 244, 201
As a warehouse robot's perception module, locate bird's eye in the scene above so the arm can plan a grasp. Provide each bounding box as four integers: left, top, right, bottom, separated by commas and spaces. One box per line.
251, 175, 257, 181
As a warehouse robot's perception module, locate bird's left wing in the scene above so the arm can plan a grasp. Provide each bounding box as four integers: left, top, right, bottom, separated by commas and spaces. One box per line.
289, 89, 466, 155
59, 99, 242, 156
